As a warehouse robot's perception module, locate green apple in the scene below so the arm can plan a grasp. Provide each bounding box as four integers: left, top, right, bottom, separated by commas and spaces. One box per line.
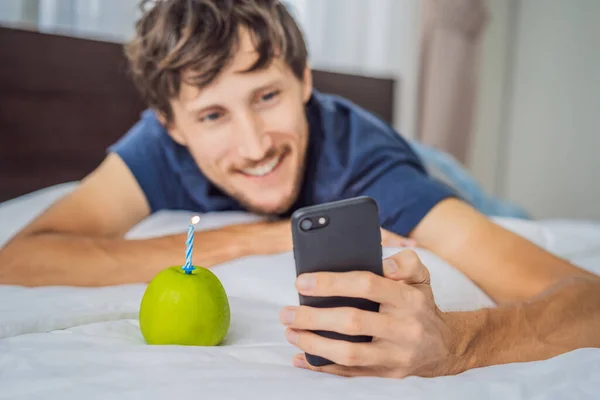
139, 266, 230, 346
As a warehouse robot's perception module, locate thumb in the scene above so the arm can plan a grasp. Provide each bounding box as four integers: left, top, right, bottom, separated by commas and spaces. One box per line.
382, 249, 430, 285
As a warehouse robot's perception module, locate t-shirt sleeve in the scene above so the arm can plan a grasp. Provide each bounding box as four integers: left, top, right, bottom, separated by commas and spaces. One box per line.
107, 110, 181, 213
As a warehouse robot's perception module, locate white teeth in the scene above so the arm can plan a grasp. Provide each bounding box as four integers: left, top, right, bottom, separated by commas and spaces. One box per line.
242, 155, 281, 177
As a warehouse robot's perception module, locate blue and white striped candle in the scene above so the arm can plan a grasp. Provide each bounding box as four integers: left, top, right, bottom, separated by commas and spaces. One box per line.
182, 216, 200, 274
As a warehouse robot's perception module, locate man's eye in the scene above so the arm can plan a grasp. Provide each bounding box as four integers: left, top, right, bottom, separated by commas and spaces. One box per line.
200, 112, 222, 122
260, 90, 280, 102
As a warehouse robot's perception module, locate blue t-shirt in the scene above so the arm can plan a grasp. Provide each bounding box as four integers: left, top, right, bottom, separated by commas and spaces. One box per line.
109, 90, 456, 236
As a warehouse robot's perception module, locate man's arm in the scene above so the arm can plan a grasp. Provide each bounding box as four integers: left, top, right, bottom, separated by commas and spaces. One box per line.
445, 276, 600, 374
411, 198, 597, 304
415, 198, 600, 372
0, 154, 291, 287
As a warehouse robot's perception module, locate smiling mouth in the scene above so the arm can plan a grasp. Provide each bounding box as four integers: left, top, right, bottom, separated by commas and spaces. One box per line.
239, 151, 287, 178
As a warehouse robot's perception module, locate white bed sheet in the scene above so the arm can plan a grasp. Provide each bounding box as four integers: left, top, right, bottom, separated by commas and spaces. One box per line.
1, 183, 600, 399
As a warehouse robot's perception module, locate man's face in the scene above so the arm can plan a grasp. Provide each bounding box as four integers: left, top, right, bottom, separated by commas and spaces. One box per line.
165, 30, 312, 215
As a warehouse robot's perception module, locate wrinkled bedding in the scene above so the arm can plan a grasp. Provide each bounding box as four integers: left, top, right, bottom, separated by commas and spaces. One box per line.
1, 184, 599, 399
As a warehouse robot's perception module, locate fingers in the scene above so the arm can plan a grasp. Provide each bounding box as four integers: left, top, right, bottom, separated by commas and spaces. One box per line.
382, 249, 430, 285
280, 306, 398, 340
284, 328, 386, 367
296, 270, 401, 305
294, 251, 430, 304
293, 250, 432, 311
380, 228, 417, 248
292, 353, 376, 377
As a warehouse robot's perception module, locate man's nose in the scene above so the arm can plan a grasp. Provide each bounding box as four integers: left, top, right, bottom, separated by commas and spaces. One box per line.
235, 112, 272, 161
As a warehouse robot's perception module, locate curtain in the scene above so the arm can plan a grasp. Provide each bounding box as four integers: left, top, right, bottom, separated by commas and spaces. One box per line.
36, 0, 138, 42
417, 0, 489, 164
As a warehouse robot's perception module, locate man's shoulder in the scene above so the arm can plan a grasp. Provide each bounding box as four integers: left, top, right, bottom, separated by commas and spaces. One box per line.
139, 109, 165, 129
121, 109, 170, 143
302, 90, 426, 207
110, 109, 188, 165
309, 90, 416, 159
309, 90, 407, 149
107, 110, 202, 212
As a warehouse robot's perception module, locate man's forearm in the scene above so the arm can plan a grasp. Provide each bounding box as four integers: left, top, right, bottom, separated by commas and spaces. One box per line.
444, 277, 600, 374
0, 228, 246, 287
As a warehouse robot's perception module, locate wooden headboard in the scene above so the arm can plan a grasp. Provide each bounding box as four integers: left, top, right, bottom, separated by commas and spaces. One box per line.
0, 26, 396, 202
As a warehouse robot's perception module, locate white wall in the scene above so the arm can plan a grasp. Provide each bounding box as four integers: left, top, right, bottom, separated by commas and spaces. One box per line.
470, 0, 600, 220
502, 0, 600, 220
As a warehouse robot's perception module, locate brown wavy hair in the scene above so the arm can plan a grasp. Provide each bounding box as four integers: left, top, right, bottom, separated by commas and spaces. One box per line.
125, 0, 308, 122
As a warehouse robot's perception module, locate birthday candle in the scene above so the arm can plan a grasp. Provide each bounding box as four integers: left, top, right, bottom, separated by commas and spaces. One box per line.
182, 216, 200, 274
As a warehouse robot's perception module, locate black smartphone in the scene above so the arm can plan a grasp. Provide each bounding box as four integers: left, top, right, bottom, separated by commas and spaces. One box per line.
291, 196, 383, 367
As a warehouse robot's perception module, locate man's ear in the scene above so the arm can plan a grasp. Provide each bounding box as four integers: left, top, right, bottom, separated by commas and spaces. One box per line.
154, 109, 187, 146
302, 65, 313, 103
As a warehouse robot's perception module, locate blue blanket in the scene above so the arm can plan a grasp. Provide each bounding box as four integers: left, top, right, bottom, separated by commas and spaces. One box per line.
410, 141, 530, 219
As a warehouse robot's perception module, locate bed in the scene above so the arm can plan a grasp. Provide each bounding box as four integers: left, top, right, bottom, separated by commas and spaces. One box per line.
2, 26, 600, 399
2, 183, 600, 399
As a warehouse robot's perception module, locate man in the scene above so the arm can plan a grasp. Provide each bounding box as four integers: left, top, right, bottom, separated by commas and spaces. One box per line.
0, 0, 598, 378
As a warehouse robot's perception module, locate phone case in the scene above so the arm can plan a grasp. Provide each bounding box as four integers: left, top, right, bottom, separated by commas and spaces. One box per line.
291, 196, 383, 367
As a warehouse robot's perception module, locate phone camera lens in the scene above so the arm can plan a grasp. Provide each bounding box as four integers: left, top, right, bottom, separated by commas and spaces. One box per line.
300, 219, 313, 231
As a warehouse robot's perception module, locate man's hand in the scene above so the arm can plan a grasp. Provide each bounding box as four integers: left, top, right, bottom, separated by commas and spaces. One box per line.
279, 250, 452, 378
280, 247, 600, 378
